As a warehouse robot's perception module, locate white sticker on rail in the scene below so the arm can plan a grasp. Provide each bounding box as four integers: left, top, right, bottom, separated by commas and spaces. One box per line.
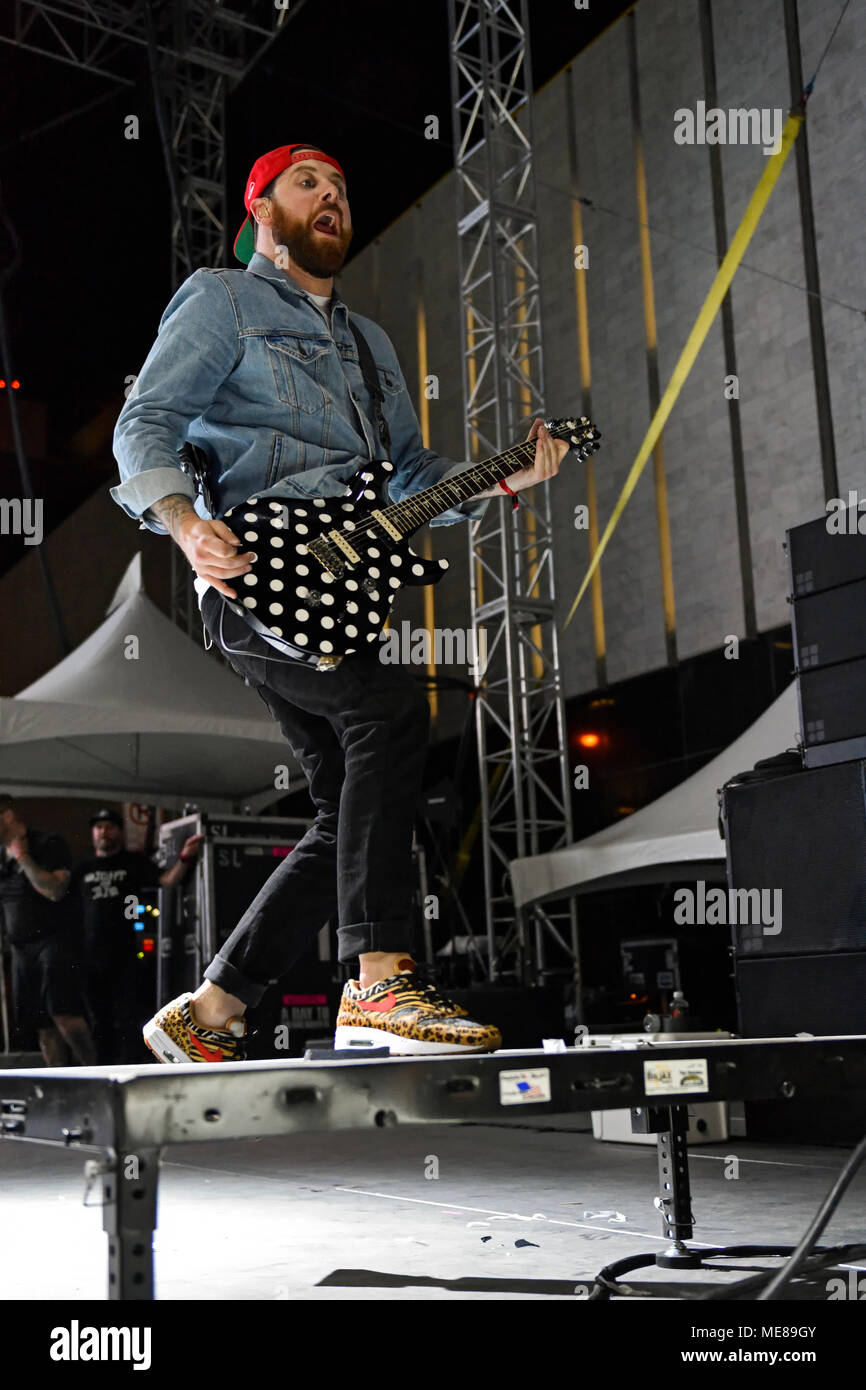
643, 1057, 709, 1096
498, 1067, 551, 1106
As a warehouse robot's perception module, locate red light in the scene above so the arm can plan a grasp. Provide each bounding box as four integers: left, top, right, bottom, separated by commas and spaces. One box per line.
271, 845, 293, 857
142, 936, 155, 953
10, 380, 20, 390
0, 380, 5, 389
578, 732, 600, 748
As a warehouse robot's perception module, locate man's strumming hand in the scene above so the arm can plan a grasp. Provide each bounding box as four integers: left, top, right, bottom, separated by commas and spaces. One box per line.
148, 495, 256, 600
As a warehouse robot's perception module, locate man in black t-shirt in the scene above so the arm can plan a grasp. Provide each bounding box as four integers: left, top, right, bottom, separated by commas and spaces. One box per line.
0, 793, 96, 1065
71, 809, 202, 1060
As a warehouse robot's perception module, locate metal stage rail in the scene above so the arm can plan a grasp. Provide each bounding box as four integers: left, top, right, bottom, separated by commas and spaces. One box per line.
1, 1035, 865, 1300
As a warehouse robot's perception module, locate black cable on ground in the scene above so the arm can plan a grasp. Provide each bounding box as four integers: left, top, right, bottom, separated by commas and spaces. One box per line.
757, 1134, 866, 1300
587, 1127, 866, 1301
701, 1243, 866, 1302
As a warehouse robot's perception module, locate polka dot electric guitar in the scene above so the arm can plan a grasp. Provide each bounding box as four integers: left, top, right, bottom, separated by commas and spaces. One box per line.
186, 417, 601, 671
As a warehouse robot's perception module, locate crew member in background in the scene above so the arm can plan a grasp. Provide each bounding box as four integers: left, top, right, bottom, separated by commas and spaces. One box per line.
70, 810, 203, 1061
0, 793, 96, 1065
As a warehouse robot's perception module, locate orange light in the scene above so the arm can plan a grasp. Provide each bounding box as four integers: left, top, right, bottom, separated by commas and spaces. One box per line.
578, 732, 600, 748
0, 380, 5, 389
142, 936, 155, 953
10, 380, 20, 390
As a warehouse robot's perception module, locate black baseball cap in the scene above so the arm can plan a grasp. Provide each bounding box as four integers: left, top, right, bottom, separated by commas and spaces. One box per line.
90, 809, 123, 829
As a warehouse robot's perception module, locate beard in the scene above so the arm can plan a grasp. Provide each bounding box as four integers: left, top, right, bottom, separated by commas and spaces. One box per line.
269, 204, 352, 279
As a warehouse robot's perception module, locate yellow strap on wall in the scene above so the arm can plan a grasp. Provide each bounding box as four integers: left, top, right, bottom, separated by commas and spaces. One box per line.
563, 109, 804, 630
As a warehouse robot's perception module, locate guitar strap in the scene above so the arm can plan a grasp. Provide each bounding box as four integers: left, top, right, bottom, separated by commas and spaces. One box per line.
347, 318, 392, 458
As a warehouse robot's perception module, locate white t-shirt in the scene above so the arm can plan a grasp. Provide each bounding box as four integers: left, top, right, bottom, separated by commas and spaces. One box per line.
306, 290, 332, 323
195, 288, 334, 642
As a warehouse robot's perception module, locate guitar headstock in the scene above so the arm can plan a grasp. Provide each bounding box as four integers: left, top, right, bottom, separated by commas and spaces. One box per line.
545, 416, 602, 462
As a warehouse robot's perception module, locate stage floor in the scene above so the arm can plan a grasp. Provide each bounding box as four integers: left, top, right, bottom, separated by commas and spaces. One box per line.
2, 1114, 863, 1300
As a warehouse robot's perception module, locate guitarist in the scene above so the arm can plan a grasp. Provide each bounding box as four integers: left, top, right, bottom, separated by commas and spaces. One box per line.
112, 143, 569, 1063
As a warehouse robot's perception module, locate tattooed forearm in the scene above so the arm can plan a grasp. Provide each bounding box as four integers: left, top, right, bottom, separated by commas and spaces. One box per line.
18, 859, 70, 902
147, 493, 197, 539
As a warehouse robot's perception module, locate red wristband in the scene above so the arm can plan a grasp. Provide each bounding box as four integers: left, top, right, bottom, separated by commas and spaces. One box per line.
499, 479, 519, 510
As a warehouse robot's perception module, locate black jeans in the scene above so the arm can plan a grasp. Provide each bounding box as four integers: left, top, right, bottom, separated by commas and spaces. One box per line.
9, 933, 87, 1041
200, 589, 430, 1007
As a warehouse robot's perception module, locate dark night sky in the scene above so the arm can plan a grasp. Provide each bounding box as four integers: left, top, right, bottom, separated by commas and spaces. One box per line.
0, 0, 631, 563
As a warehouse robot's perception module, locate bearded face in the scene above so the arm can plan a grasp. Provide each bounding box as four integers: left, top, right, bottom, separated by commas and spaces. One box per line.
269, 199, 353, 280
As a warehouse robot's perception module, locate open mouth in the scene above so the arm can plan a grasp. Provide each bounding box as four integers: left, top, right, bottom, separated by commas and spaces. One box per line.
313, 213, 339, 237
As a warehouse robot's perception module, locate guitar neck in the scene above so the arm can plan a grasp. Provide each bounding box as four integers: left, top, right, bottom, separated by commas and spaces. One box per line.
390, 439, 540, 530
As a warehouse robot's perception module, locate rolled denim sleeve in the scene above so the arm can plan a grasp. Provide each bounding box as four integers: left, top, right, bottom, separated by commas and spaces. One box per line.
372, 334, 491, 527
111, 270, 240, 534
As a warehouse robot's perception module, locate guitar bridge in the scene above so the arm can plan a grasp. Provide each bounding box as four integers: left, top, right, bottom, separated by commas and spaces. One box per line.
307, 537, 345, 577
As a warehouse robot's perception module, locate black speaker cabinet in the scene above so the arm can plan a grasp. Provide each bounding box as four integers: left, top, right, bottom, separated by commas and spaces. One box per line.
721, 759, 866, 958
724, 763, 866, 1139
786, 520, 866, 767
736, 952, 866, 1036
736, 953, 866, 1142
787, 515, 866, 598
791, 576, 866, 670
798, 657, 866, 767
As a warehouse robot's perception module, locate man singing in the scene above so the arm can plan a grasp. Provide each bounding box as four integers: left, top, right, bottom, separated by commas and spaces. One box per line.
112, 143, 567, 1063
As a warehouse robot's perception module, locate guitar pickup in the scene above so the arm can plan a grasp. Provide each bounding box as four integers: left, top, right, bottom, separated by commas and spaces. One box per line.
370, 509, 402, 542
328, 530, 361, 565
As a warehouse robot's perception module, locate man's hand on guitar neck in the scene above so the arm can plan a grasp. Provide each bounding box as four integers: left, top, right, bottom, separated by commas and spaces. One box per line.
147, 494, 255, 600
476, 418, 571, 499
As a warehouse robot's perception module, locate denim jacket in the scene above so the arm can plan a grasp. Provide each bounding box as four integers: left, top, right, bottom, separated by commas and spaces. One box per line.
111, 252, 489, 533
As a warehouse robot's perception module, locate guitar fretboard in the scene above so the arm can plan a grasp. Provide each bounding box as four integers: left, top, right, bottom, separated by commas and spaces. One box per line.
381, 438, 544, 533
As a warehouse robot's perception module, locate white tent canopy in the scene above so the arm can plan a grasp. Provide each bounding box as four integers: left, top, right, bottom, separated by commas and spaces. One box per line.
0, 562, 295, 810
510, 682, 800, 907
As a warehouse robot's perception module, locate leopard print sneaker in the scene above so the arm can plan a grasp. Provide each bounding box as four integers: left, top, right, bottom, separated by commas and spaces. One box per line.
143, 992, 247, 1064
334, 971, 501, 1055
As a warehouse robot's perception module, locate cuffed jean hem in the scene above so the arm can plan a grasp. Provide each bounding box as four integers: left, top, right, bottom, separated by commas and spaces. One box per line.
336, 921, 415, 962
203, 956, 269, 1009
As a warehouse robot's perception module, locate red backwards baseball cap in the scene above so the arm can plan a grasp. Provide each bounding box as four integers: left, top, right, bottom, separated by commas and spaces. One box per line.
233, 143, 346, 264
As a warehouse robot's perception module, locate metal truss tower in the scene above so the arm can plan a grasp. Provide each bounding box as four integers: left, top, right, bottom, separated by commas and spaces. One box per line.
3, 0, 288, 635
447, 0, 581, 1010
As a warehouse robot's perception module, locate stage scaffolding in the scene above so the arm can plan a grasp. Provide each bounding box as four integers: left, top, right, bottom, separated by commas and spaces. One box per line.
3, 0, 289, 635
447, 0, 581, 1011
